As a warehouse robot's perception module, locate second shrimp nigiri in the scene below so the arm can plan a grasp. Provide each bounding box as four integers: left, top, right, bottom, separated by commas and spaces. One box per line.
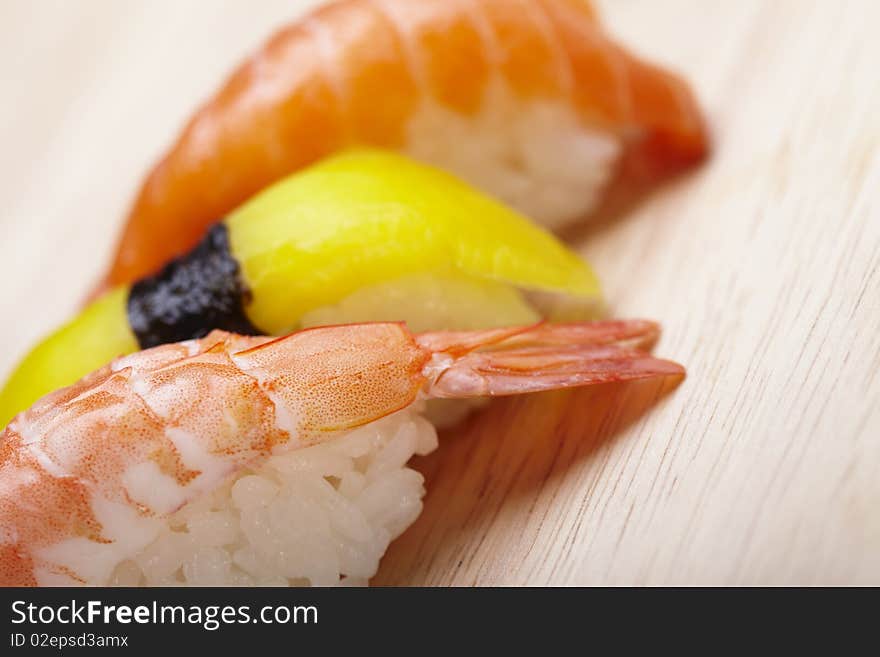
0, 319, 683, 586
105, 0, 708, 288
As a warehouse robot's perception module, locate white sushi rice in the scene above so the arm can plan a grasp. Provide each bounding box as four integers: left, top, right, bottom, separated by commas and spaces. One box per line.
108, 407, 438, 587
300, 272, 539, 334
404, 81, 622, 231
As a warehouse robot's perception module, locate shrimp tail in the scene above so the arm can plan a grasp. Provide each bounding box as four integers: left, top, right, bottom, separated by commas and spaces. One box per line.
421, 320, 683, 398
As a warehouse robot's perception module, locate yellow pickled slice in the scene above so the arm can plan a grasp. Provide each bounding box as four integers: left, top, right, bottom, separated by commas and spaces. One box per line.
1, 150, 600, 427
0, 287, 137, 427
229, 149, 601, 334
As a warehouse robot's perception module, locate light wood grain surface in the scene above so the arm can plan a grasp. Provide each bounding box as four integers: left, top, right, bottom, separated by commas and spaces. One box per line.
1, 0, 877, 585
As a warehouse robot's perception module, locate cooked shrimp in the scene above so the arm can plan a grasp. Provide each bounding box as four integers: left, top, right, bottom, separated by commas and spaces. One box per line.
104, 0, 708, 288
0, 320, 682, 586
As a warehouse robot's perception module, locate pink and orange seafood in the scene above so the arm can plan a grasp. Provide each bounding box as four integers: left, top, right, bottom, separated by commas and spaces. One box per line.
0, 320, 682, 586
103, 0, 707, 290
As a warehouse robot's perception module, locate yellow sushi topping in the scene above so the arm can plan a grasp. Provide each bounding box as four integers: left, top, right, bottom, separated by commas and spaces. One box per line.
0, 149, 600, 427
231, 149, 600, 333
0, 287, 137, 426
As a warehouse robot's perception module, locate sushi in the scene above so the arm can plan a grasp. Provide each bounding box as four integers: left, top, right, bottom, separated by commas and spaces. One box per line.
101, 0, 707, 290
0, 150, 601, 427
0, 1, 698, 587
0, 320, 683, 586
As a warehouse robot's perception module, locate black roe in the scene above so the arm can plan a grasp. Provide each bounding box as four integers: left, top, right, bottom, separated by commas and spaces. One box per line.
127, 223, 261, 349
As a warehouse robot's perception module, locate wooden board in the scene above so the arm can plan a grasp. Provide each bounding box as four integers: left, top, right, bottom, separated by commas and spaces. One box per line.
1, 0, 877, 585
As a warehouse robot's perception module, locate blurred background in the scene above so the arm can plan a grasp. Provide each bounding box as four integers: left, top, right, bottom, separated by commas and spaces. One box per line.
0, 0, 877, 584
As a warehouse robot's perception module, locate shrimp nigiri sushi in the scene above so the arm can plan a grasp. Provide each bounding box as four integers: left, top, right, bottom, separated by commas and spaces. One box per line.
103, 0, 708, 289
0, 320, 682, 586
